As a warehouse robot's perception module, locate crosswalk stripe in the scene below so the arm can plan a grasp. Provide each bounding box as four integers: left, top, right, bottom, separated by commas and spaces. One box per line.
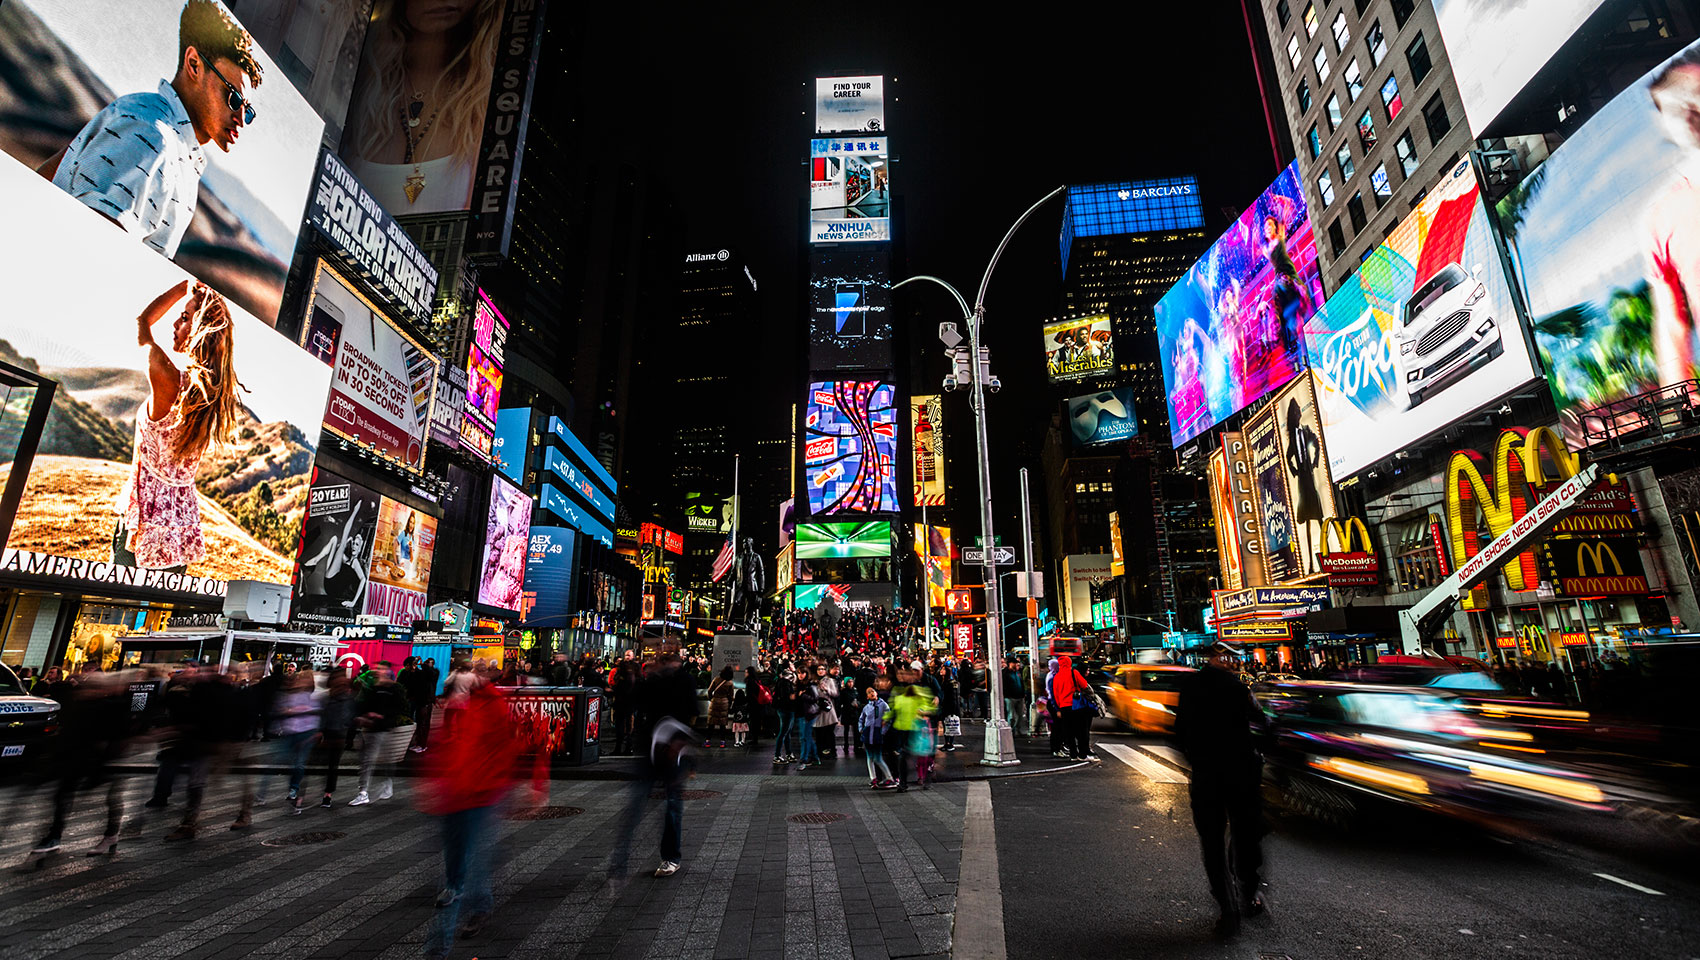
1101, 743, 1187, 784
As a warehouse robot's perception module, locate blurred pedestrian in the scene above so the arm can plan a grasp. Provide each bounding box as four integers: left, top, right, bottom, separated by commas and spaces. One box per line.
770, 665, 798, 765
1003, 657, 1029, 737
1043, 658, 1064, 756
350, 661, 410, 806
810, 663, 839, 762
729, 683, 751, 748
256, 668, 320, 811
859, 687, 895, 788
885, 663, 937, 792
32, 669, 131, 857
707, 666, 734, 748
319, 671, 357, 807
611, 653, 698, 879
166, 663, 256, 840
1051, 655, 1098, 761
1174, 642, 1266, 938
932, 662, 960, 752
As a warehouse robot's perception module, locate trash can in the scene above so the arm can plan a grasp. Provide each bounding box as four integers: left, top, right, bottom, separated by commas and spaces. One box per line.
501, 685, 601, 766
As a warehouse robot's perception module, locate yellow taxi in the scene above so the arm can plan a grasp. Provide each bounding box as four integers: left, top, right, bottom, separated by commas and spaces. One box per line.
1102, 664, 1194, 734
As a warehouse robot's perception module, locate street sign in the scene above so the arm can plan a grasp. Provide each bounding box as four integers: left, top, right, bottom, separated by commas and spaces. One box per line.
972, 536, 1003, 546
962, 547, 1017, 565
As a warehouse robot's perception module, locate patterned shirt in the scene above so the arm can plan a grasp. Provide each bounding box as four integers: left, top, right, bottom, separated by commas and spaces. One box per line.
52, 80, 206, 258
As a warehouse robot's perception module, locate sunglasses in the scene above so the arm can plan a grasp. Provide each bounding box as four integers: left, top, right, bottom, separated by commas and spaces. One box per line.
205, 59, 256, 125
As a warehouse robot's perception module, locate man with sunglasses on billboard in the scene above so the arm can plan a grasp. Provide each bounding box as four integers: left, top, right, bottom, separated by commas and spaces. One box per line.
43, 0, 260, 259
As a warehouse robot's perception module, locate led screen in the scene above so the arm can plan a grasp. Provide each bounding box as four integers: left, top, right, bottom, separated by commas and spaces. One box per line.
1307, 158, 1536, 478
1494, 38, 1700, 447
796, 521, 892, 559
804, 381, 899, 515
340, 0, 504, 214
227, 0, 372, 145
521, 525, 575, 628
291, 467, 380, 626
810, 136, 890, 243
303, 260, 436, 473
910, 394, 945, 507
1043, 315, 1115, 383
363, 495, 437, 626
1067, 387, 1139, 446
1434, 0, 1607, 136
0, 0, 326, 327
913, 523, 952, 609
814, 75, 884, 134
1155, 161, 1324, 446
0, 158, 333, 588
461, 290, 508, 461
793, 582, 897, 611
478, 474, 532, 613
808, 245, 894, 368
1059, 178, 1205, 275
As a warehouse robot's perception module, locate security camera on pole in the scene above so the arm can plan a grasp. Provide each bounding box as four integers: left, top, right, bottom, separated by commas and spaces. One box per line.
895, 184, 1066, 767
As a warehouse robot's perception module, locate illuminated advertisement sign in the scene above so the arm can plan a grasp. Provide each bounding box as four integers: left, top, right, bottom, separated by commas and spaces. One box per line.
914, 524, 953, 608
1109, 512, 1125, 577
462, 290, 508, 460
1249, 373, 1337, 579
1156, 160, 1324, 446
804, 381, 899, 515
952, 621, 975, 654
1320, 517, 1379, 588
305, 150, 439, 323
796, 522, 892, 559
464, 0, 548, 259
1544, 538, 1649, 597
684, 492, 730, 533
794, 582, 897, 611
492, 407, 530, 484
1245, 407, 1299, 584
0, 160, 332, 588
1213, 586, 1329, 622
640, 523, 684, 556
364, 497, 439, 627
1091, 597, 1118, 631
429, 363, 467, 449
1059, 178, 1205, 275
1308, 158, 1535, 478
541, 483, 612, 548
545, 416, 618, 495
808, 245, 894, 369
0, 0, 325, 327
1043, 315, 1115, 383
1495, 38, 1700, 447
911, 394, 946, 507
303, 260, 437, 473
1067, 387, 1138, 446
809, 136, 890, 243
814, 75, 884, 134
292, 468, 381, 626
1209, 448, 1243, 590
1433, 0, 1607, 136
1221, 433, 1265, 587
478, 474, 532, 613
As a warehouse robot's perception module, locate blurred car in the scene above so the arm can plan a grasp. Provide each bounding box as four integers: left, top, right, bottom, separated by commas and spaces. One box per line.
0, 664, 60, 765
1102, 664, 1194, 734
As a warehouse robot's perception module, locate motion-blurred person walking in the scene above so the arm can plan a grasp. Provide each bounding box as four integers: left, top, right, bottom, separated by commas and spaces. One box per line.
350, 661, 410, 806
610, 653, 698, 879
32, 669, 131, 857
166, 663, 256, 840
319, 671, 357, 807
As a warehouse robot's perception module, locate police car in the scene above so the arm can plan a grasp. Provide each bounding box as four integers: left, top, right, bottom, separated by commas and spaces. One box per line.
0, 663, 59, 763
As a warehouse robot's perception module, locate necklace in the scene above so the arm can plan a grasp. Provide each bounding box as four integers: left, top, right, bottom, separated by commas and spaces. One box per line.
400, 91, 439, 204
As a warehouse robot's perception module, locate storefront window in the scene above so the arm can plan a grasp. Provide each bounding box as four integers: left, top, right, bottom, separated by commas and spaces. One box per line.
1389, 517, 1442, 593
64, 603, 173, 673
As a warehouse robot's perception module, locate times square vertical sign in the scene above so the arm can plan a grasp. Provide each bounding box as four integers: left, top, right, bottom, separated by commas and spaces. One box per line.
468, 0, 549, 260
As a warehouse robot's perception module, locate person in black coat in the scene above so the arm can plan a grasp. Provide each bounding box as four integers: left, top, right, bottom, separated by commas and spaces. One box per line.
1174, 643, 1267, 937
612, 654, 699, 878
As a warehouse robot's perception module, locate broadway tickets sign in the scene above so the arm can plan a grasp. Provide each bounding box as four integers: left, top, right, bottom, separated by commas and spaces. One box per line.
1, 548, 228, 598
307, 150, 439, 323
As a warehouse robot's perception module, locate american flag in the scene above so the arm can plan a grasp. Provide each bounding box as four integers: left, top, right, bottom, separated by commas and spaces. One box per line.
710, 536, 736, 583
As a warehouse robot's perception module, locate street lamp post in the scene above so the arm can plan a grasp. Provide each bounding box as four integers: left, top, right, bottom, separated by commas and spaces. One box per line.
894, 184, 1066, 767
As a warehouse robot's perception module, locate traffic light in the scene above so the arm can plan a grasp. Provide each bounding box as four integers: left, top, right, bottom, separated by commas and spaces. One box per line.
945, 588, 974, 614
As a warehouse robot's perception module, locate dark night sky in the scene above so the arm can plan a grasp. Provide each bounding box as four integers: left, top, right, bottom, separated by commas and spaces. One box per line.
572, 3, 1281, 531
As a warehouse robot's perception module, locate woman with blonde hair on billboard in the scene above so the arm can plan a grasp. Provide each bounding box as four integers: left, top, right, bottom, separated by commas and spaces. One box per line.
113, 280, 241, 573
343, 0, 504, 213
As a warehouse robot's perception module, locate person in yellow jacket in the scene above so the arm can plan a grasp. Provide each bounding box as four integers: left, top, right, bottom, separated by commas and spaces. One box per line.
883, 662, 937, 792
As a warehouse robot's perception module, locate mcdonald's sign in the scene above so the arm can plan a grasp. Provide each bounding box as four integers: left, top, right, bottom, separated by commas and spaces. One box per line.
1445, 427, 1577, 593
1544, 537, 1649, 597
1319, 517, 1379, 587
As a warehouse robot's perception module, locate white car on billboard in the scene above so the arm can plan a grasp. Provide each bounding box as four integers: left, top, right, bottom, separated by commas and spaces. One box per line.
1393, 262, 1502, 408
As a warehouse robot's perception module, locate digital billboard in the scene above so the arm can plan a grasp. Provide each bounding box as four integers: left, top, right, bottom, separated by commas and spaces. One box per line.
461, 290, 508, 461
1155, 161, 1324, 446
521, 525, 575, 628
1266, 372, 1336, 578
304, 150, 439, 325
1495, 38, 1700, 447
815, 76, 884, 134
492, 407, 530, 484
478, 474, 531, 613
804, 381, 899, 515
810, 136, 890, 243
1434, 0, 1607, 136
793, 582, 897, 611
302, 260, 437, 473
0, 0, 326, 328
228, 0, 372, 145
0, 158, 333, 588
1043, 315, 1115, 383
914, 523, 953, 609
1307, 158, 1536, 478
1245, 402, 1299, 584
363, 496, 438, 626
1067, 387, 1138, 446
808, 246, 894, 368
796, 521, 892, 559
911, 394, 945, 507
292, 467, 381, 625
1059, 178, 1205, 275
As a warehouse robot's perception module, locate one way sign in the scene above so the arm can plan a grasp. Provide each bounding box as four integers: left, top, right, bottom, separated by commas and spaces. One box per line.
961, 547, 1017, 566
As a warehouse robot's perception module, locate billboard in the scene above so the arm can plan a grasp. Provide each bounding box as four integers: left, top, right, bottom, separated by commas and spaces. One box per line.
911, 394, 945, 507
810, 136, 890, 243
1059, 178, 1205, 275
428, 362, 467, 449
492, 407, 530, 484
1308, 158, 1536, 477
302, 260, 437, 473
1495, 38, 1700, 447
1267, 373, 1336, 578
1433, 0, 1608, 136
1208, 448, 1243, 590
292, 467, 381, 625
1244, 403, 1300, 584
465, 0, 547, 259
477, 474, 531, 613
461, 290, 508, 460
0, 0, 327, 327
1043, 315, 1115, 383
363, 496, 437, 626
1155, 161, 1324, 446
914, 523, 952, 609
808, 245, 894, 368
521, 524, 574, 627
340, 0, 504, 215
228, 0, 373, 145
814, 76, 884, 134
804, 381, 899, 515
1067, 387, 1138, 446
793, 582, 897, 611
796, 521, 892, 560
0, 159, 333, 587
304, 149, 439, 324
